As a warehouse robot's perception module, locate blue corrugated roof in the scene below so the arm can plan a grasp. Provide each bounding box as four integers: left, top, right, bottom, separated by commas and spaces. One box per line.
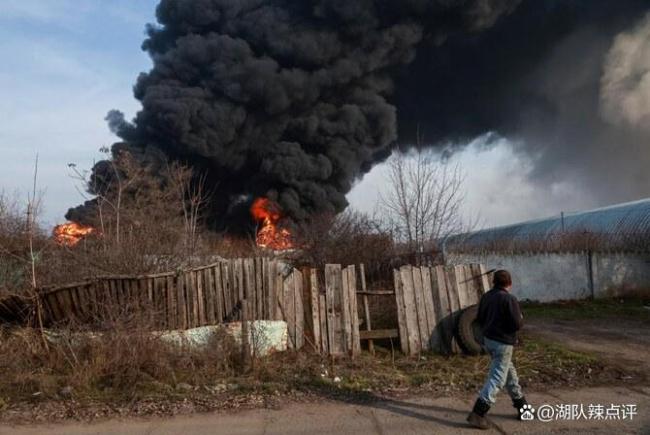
448, 198, 650, 250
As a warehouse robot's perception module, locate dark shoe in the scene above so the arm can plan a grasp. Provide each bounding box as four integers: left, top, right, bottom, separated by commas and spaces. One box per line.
467, 398, 490, 430
512, 396, 529, 420
467, 412, 490, 430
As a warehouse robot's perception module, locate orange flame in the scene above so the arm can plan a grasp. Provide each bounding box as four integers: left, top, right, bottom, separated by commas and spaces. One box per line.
53, 222, 94, 246
250, 198, 293, 250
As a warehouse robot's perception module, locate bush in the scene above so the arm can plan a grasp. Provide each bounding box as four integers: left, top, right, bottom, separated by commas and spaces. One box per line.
0, 192, 49, 298
0, 317, 243, 401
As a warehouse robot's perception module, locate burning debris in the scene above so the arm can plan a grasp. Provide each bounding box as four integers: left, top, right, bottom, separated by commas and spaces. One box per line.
53, 222, 94, 246
250, 198, 293, 250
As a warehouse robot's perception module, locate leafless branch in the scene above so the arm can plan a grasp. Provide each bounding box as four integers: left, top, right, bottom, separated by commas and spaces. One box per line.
378, 149, 472, 256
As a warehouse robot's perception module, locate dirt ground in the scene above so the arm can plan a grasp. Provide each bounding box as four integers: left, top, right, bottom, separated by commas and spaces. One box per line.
525, 317, 650, 374
4, 385, 649, 435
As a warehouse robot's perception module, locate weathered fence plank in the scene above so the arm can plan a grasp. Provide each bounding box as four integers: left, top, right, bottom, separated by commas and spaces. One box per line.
411, 267, 429, 352
309, 269, 321, 353
319, 293, 329, 355
221, 262, 232, 321
467, 264, 482, 305
267, 259, 277, 321
235, 259, 245, 304
255, 258, 264, 319
479, 264, 491, 294
177, 272, 187, 329
197, 269, 206, 325
393, 269, 409, 355
454, 266, 469, 309
244, 258, 255, 320
325, 264, 343, 355
214, 265, 223, 323
345, 265, 361, 356
400, 265, 421, 355
230, 261, 239, 320
359, 264, 374, 355
204, 268, 214, 325
393, 263, 489, 356
293, 269, 304, 350
420, 266, 438, 351
166, 276, 175, 329
340, 266, 352, 352
283, 270, 296, 348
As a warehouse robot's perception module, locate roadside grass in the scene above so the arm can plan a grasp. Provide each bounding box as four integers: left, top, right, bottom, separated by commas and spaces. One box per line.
521, 297, 650, 322
0, 326, 635, 423
270, 334, 610, 397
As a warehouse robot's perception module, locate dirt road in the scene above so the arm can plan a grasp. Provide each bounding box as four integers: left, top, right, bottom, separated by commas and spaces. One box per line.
525, 317, 650, 373
3, 385, 649, 435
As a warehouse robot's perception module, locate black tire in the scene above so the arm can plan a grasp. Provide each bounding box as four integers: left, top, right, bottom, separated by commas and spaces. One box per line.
455, 304, 484, 355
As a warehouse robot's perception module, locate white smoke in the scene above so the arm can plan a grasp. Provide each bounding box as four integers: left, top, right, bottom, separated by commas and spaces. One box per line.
600, 12, 650, 130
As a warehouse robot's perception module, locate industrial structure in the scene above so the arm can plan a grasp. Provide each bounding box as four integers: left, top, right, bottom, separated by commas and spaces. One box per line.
447, 198, 650, 253
445, 199, 650, 301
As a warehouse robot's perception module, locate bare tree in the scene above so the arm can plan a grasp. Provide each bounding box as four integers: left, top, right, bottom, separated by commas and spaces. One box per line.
0, 156, 46, 292
63, 151, 212, 276
68, 147, 143, 247
0, 156, 49, 345
26, 154, 40, 290
378, 150, 470, 255
166, 162, 210, 256
296, 209, 394, 269
26, 155, 50, 348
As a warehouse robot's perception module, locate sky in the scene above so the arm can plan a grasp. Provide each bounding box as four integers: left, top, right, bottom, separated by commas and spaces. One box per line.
0, 1, 603, 231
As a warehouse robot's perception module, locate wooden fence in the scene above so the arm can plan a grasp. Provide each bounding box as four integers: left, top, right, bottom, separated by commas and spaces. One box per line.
38, 258, 306, 348
394, 263, 490, 355
38, 258, 490, 357
305, 264, 361, 357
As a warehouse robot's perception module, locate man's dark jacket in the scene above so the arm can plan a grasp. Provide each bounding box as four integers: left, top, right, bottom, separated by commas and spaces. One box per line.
477, 287, 523, 345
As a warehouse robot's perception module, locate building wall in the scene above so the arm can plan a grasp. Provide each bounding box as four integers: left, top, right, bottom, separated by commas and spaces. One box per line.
592, 253, 650, 298
447, 252, 650, 302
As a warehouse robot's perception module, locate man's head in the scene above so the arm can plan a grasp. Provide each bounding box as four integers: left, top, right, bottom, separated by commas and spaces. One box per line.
493, 269, 512, 290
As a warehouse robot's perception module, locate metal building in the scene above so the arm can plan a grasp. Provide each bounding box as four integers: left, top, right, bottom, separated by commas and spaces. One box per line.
447, 198, 650, 252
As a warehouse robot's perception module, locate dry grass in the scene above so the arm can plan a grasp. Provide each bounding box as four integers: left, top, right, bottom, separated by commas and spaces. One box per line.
0, 323, 639, 425
284, 334, 612, 396
449, 230, 650, 255
207, 331, 630, 404
522, 298, 650, 322
0, 320, 242, 404
2, 290, 630, 409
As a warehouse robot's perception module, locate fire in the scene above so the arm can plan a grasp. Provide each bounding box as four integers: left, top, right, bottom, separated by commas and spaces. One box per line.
250, 198, 293, 250
53, 222, 94, 246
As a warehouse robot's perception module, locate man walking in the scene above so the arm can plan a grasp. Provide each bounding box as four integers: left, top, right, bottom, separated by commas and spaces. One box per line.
467, 269, 528, 430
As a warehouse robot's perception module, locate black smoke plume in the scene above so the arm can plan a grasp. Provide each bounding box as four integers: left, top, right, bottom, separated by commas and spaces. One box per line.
67, 0, 650, 233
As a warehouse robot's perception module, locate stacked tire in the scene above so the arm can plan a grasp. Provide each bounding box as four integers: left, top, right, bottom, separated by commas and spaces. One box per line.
455, 304, 484, 355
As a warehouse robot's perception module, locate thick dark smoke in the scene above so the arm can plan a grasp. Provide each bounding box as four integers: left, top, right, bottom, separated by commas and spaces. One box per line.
67, 0, 650, 232
396, 0, 650, 206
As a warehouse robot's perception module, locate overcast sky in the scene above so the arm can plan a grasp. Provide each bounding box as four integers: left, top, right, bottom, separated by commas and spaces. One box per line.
0, 1, 605, 231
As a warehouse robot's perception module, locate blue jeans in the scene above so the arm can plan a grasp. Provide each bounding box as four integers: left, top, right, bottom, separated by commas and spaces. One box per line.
479, 337, 523, 405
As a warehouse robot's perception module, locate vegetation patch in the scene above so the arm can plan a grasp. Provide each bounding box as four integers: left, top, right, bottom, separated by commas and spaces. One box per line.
0, 326, 637, 424
522, 298, 650, 322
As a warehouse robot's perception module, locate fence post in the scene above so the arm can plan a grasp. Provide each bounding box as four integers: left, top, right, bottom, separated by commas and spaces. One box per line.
587, 250, 595, 299
241, 299, 251, 371
360, 264, 374, 355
